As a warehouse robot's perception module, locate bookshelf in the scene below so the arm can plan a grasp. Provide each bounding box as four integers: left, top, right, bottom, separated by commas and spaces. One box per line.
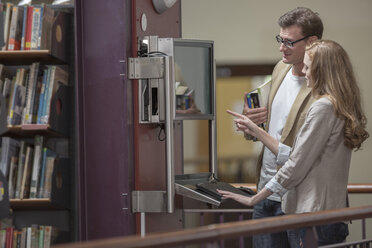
0, 50, 66, 65
0, 3, 74, 247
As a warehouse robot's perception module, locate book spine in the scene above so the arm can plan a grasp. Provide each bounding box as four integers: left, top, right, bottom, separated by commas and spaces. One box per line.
36, 69, 48, 124
7, 6, 19, 51
20, 146, 33, 199
26, 227, 31, 248
30, 70, 42, 123
8, 73, 19, 125
30, 7, 41, 50
7, 156, 18, 199
42, 157, 55, 199
41, 66, 55, 124
14, 141, 26, 199
29, 136, 43, 198
3, 3, 14, 51
8, 6, 24, 50
250, 92, 260, 108
24, 62, 39, 124
24, 6, 33, 50
14, 6, 24, 50
42, 226, 51, 248
20, 6, 28, 50
36, 147, 47, 198
10, 84, 26, 126
246, 93, 252, 108
37, 6, 44, 50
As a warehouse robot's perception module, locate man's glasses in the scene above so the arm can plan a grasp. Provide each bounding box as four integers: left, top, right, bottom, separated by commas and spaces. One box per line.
276, 35, 310, 48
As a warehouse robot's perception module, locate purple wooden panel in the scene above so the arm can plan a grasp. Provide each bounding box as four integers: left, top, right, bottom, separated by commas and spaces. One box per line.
75, 0, 135, 240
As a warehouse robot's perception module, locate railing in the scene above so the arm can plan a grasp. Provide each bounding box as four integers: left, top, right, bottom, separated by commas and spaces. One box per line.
231, 183, 372, 194
54, 205, 372, 248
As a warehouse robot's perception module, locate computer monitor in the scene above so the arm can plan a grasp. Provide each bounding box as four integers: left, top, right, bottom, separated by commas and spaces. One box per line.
158, 38, 215, 120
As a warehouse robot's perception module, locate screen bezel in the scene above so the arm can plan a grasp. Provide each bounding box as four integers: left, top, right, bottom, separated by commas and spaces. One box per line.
158, 38, 216, 121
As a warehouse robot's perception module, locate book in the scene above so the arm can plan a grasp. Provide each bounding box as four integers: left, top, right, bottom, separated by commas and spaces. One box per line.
43, 226, 52, 248
20, 6, 28, 50
19, 228, 27, 248
247, 80, 271, 109
39, 66, 51, 123
7, 6, 24, 50
0, 230, 5, 247
0, 64, 4, 92
42, 156, 55, 199
6, 76, 17, 124
8, 71, 27, 126
29, 135, 43, 198
20, 146, 33, 199
36, 68, 48, 124
37, 147, 55, 198
38, 226, 44, 248
30, 6, 42, 50
5, 226, 14, 248
0, 4, 4, 49
7, 156, 18, 199
30, 68, 43, 124
2, 78, 11, 97
0, 137, 20, 178
12, 228, 19, 248
245, 80, 272, 130
37, 5, 44, 50
26, 227, 32, 248
14, 141, 26, 199
2, 3, 14, 50
23, 62, 40, 124
24, 5, 33, 50
41, 66, 69, 124
7, 71, 19, 125
30, 225, 39, 248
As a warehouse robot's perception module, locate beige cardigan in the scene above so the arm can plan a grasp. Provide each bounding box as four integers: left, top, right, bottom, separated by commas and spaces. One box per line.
270, 98, 351, 214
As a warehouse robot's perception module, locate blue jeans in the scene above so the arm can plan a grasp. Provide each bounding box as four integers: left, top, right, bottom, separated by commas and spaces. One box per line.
252, 199, 290, 248
287, 222, 349, 247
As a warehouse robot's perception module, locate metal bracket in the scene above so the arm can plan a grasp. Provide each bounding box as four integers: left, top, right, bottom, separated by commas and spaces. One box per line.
132, 191, 167, 213
128, 57, 165, 79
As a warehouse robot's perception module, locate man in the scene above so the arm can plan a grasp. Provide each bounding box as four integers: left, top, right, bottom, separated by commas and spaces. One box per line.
242, 7, 323, 248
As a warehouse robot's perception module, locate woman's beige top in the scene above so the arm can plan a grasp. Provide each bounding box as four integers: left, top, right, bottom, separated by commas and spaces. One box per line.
265, 97, 351, 214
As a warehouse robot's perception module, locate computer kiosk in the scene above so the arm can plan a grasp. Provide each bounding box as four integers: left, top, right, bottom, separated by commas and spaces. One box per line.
128, 36, 223, 231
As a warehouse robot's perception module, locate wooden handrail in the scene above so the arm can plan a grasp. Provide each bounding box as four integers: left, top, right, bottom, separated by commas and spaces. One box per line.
54, 205, 372, 248
347, 184, 372, 193
232, 183, 372, 194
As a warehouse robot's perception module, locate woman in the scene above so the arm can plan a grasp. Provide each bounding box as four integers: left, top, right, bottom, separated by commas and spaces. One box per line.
218, 40, 369, 246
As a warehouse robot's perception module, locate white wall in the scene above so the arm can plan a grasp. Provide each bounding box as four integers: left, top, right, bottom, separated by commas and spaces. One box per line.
181, 0, 372, 240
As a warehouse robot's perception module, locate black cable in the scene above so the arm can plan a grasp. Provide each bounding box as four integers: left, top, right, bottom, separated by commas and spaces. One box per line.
138, 51, 168, 57
148, 51, 168, 57
157, 124, 166, 141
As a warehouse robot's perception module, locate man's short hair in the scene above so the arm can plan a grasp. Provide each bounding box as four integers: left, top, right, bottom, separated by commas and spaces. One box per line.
278, 7, 323, 39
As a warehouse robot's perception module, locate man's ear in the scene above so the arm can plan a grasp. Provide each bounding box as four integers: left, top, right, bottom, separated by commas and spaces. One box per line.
308, 35, 319, 44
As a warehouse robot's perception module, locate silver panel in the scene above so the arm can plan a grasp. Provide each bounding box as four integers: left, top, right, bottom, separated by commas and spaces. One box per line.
132, 191, 167, 213
128, 57, 165, 79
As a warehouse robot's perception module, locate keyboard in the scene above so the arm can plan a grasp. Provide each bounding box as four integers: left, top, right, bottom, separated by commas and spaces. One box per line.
196, 180, 254, 202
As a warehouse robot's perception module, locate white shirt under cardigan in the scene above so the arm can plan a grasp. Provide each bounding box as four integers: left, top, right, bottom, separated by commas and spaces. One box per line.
265, 97, 351, 214
258, 68, 305, 202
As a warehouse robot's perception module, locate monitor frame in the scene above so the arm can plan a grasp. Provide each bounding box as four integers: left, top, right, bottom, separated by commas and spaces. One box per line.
158, 38, 216, 121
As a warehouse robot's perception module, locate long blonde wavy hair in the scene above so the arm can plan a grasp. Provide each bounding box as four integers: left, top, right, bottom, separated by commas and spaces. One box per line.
306, 40, 369, 150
